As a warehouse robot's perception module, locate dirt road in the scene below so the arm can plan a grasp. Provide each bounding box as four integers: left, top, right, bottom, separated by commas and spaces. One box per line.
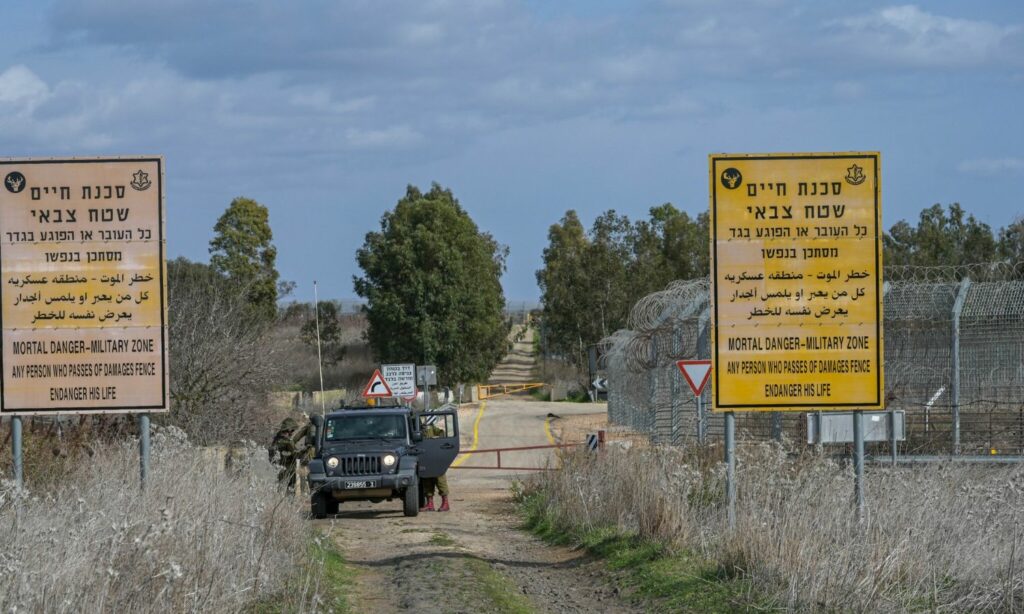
315, 397, 638, 613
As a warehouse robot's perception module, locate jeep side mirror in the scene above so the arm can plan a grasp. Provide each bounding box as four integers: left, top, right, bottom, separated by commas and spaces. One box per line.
309, 415, 323, 449
411, 430, 423, 443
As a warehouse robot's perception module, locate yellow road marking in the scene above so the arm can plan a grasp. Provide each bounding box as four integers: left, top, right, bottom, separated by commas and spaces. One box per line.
452, 400, 486, 467
544, 414, 558, 445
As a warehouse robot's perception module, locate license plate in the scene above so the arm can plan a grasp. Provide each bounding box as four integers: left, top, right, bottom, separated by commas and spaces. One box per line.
344, 480, 376, 489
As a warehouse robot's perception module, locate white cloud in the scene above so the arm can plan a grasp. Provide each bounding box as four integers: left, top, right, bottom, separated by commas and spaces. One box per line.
957, 158, 1024, 175
836, 5, 1020, 67
0, 65, 51, 110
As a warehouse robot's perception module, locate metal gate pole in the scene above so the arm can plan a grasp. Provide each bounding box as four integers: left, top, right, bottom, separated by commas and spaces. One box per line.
12, 416, 23, 489
725, 411, 736, 530
139, 413, 150, 489
853, 410, 865, 521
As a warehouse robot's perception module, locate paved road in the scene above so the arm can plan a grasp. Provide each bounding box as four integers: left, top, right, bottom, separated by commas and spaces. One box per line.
452, 397, 598, 491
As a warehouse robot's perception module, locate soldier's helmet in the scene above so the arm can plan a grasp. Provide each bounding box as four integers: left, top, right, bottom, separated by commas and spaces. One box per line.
280, 417, 299, 432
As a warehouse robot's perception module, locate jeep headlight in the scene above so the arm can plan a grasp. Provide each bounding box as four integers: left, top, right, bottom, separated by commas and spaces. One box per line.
382, 454, 397, 467
326, 457, 339, 469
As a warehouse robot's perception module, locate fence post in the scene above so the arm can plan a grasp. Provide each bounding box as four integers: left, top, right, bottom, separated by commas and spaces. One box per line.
951, 278, 971, 456
649, 337, 658, 439
670, 322, 681, 444
697, 308, 711, 444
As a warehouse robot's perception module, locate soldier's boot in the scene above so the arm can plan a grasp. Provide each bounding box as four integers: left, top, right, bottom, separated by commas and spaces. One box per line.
438, 496, 450, 512
420, 496, 435, 512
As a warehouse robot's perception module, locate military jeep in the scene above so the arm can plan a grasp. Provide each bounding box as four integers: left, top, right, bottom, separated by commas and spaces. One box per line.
306, 405, 460, 518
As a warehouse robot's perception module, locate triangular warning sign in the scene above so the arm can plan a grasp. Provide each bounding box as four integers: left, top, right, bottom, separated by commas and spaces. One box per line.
676, 360, 712, 396
362, 369, 393, 398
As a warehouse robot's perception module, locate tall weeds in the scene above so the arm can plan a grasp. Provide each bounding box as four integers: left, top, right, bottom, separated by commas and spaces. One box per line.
0, 437, 318, 613
528, 443, 1024, 611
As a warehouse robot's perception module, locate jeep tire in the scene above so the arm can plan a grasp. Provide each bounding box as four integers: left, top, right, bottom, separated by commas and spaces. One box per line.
311, 491, 329, 519
403, 479, 419, 517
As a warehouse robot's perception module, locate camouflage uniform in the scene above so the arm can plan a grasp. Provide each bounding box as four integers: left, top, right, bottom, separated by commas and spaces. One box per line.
422, 474, 450, 497
419, 422, 451, 511
269, 416, 313, 490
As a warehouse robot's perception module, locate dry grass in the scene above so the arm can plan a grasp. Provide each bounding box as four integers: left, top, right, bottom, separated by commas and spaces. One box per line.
528, 442, 1024, 612
0, 435, 325, 613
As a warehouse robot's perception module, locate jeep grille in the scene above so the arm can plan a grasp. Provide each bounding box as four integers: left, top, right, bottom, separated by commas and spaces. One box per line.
331, 455, 381, 476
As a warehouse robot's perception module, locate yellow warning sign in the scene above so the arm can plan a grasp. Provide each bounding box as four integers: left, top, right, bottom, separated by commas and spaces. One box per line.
709, 153, 883, 412
0, 157, 167, 414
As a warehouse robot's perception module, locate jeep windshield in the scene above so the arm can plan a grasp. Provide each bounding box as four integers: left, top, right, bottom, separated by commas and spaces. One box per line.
325, 415, 407, 441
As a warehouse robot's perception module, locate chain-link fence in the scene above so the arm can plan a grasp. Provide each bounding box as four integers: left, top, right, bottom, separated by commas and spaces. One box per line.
602, 263, 1024, 456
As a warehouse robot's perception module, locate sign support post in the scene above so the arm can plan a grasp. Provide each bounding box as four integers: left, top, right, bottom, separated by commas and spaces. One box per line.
889, 410, 898, 466
724, 411, 736, 530
697, 393, 706, 445
853, 410, 865, 521
12, 416, 23, 488
139, 413, 150, 489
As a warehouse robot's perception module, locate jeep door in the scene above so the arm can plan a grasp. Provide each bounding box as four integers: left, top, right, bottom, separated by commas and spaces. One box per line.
417, 410, 460, 478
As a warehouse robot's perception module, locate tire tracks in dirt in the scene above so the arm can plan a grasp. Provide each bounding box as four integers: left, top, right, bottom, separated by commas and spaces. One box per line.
317, 397, 640, 613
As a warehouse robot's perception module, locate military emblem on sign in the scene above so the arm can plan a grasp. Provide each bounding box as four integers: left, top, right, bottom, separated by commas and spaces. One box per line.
4, 171, 26, 193
130, 169, 152, 191
720, 167, 742, 190
845, 164, 866, 186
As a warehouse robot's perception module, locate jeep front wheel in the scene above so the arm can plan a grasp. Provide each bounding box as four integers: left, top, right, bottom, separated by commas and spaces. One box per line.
311, 491, 329, 519
403, 479, 419, 517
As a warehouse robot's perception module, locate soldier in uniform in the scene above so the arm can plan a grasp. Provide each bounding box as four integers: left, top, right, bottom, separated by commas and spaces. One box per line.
419, 419, 452, 512
268, 416, 312, 490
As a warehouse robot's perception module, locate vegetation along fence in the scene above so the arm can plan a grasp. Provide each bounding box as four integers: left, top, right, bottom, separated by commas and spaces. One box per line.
601, 263, 1024, 456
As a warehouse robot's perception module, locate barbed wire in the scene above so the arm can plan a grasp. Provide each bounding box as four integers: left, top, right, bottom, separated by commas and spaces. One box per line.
602, 262, 1024, 454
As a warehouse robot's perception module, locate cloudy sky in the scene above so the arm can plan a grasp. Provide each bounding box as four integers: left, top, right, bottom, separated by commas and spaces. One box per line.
1, 0, 1022, 301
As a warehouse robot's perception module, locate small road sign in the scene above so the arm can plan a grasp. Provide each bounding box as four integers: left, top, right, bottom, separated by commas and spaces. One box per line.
362, 369, 393, 398
586, 433, 599, 452
592, 377, 607, 391
677, 360, 712, 396
381, 363, 416, 398
416, 365, 437, 386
